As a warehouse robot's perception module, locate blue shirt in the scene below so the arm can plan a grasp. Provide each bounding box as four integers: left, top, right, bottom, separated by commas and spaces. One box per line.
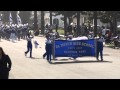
97, 37, 104, 50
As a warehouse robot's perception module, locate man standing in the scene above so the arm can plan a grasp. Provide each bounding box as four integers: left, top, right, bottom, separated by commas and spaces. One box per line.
55, 24, 58, 32
96, 33, 105, 61
43, 36, 52, 63
73, 23, 77, 36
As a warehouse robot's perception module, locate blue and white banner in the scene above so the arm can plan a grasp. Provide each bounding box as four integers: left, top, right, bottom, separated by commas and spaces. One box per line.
54, 39, 96, 57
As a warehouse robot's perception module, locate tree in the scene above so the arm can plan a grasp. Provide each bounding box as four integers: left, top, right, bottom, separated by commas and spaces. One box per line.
34, 11, 38, 31
19, 11, 31, 24
113, 11, 117, 36
64, 11, 67, 36
41, 11, 44, 34
11, 11, 17, 24
50, 11, 52, 25
53, 11, 77, 24
53, 11, 77, 35
2, 11, 10, 23
98, 11, 118, 35
93, 11, 97, 37
77, 11, 80, 36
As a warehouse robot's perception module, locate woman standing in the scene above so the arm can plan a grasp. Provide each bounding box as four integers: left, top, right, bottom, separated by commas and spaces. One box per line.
0, 47, 12, 79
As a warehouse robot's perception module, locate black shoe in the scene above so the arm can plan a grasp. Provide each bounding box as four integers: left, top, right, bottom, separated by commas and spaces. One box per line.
48, 60, 52, 64
30, 56, 33, 58
101, 59, 103, 61
97, 58, 99, 61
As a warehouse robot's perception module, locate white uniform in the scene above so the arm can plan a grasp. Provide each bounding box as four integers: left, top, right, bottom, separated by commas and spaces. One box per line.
98, 37, 105, 42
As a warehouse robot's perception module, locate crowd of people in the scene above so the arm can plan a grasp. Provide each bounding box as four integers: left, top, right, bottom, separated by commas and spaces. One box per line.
42, 23, 105, 62
0, 24, 30, 42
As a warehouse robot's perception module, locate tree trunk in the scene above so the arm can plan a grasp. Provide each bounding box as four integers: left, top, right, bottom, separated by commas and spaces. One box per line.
50, 11, 52, 26
77, 12, 80, 36
3, 11, 10, 23
64, 12, 67, 36
113, 11, 117, 36
34, 11, 38, 32
94, 11, 97, 37
19, 11, 31, 24
11, 11, 17, 24
69, 17, 72, 25
41, 11, 44, 34
110, 21, 113, 33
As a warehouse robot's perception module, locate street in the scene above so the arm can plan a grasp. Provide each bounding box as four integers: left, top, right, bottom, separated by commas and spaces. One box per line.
0, 36, 120, 79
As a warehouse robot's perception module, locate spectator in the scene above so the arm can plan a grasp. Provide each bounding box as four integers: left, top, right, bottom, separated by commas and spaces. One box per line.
0, 47, 12, 79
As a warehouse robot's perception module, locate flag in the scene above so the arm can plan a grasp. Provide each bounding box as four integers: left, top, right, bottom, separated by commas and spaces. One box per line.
17, 14, 22, 25
9, 12, 13, 25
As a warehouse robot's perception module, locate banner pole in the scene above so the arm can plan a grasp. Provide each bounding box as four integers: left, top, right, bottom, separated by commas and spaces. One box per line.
95, 39, 97, 59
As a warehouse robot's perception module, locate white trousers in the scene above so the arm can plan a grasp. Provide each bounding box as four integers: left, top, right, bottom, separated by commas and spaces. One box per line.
10, 33, 16, 42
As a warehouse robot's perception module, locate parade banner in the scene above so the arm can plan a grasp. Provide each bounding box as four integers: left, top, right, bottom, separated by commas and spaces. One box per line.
54, 39, 96, 57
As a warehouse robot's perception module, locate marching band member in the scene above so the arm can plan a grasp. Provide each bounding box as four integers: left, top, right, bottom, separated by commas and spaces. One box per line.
96, 33, 105, 61
25, 33, 34, 58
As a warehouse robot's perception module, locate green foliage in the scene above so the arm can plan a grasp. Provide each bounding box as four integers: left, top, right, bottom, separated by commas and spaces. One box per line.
1, 11, 10, 23
1, 11, 31, 24
53, 11, 77, 18
19, 11, 31, 24
98, 11, 113, 23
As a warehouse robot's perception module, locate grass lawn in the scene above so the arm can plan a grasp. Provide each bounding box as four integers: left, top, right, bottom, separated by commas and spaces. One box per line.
53, 29, 64, 35
105, 43, 114, 47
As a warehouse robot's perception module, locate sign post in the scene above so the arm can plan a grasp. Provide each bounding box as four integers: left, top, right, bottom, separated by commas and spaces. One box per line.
95, 39, 97, 59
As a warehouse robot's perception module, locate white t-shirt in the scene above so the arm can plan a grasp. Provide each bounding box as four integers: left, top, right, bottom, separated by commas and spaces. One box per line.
102, 29, 106, 35
98, 37, 105, 42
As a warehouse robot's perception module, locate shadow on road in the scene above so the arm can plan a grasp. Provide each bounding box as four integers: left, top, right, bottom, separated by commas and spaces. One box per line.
26, 57, 40, 59
30, 57, 40, 59
51, 60, 112, 64
52, 59, 68, 61
105, 45, 120, 49
103, 54, 110, 56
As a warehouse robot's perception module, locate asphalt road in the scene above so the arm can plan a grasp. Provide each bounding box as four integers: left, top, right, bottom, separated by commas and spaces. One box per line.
0, 36, 120, 79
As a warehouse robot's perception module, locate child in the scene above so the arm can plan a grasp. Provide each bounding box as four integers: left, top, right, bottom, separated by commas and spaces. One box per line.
33, 39, 41, 48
